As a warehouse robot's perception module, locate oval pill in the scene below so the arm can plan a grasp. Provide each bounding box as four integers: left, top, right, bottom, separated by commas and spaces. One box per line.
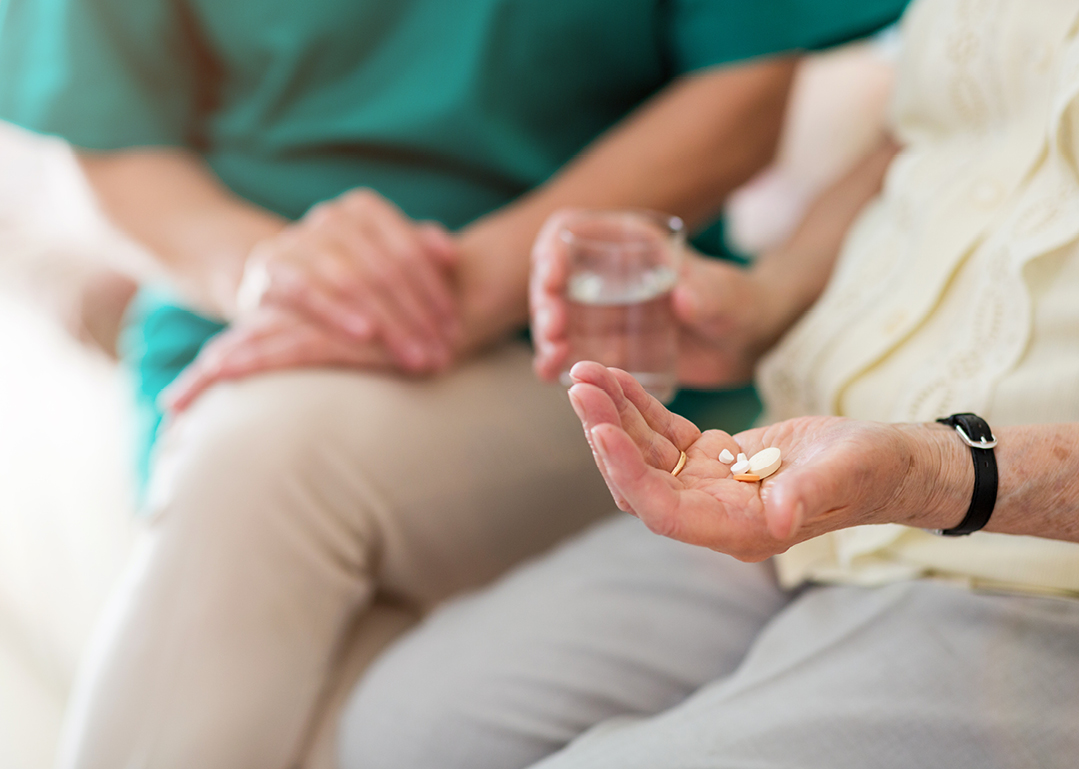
730, 460, 751, 475
748, 448, 782, 479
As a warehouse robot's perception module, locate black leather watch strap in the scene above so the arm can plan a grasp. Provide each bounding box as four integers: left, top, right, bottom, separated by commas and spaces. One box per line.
935, 413, 998, 537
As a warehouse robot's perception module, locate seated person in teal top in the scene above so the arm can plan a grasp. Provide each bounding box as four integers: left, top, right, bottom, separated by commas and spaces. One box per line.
0, 1, 908, 766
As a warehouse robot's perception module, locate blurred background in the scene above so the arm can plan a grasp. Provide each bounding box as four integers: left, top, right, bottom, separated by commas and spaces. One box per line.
0, 37, 896, 769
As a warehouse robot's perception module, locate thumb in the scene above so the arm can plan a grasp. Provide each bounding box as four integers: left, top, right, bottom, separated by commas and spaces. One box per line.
672, 256, 726, 329
762, 464, 835, 542
672, 282, 702, 326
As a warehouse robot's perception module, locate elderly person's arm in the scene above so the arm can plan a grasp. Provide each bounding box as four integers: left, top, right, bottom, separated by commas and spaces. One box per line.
566, 362, 1079, 561
542, 133, 1079, 558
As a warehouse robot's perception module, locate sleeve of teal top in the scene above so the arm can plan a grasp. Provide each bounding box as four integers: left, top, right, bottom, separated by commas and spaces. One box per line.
0, 0, 200, 149
665, 0, 911, 74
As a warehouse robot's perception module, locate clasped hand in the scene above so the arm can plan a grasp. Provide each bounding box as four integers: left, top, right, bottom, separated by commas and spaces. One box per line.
166, 189, 460, 411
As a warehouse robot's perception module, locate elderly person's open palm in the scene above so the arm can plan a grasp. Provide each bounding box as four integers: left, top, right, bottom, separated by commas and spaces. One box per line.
568, 361, 944, 561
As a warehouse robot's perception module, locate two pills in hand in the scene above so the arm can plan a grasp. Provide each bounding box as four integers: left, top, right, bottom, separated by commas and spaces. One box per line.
718, 447, 781, 483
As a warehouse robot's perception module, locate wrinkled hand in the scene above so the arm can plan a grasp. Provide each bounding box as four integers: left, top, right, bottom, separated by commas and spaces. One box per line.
238, 188, 460, 373
163, 306, 394, 413
530, 209, 778, 387
567, 361, 922, 561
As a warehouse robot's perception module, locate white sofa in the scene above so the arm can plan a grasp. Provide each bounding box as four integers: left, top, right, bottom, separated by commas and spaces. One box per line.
0, 123, 143, 769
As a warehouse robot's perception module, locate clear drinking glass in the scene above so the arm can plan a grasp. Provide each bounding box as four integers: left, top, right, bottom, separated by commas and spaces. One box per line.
559, 210, 685, 403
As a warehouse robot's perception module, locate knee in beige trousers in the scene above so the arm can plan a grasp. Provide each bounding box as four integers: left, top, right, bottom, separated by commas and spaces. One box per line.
56, 342, 613, 769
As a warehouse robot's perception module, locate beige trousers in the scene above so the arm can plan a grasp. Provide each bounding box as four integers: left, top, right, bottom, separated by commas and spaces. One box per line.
56, 341, 614, 769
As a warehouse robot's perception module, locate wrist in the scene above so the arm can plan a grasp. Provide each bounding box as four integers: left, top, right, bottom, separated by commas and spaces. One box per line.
892, 423, 973, 531
454, 219, 532, 354
747, 253, 813, 352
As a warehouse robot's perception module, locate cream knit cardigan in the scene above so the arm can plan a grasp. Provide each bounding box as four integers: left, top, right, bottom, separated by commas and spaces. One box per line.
759, 0, 1079, 596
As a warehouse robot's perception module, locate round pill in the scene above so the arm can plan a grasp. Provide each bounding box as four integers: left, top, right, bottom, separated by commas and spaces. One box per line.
730, 460, 751, 475
737, 453, 748, 464
748, 448, 782, 479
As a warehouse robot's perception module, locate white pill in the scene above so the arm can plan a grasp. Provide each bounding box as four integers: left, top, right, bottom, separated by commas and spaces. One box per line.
748, 447, 782, 480
718, 449, 735, 464
730, 460, 751, 475
737, 453, 748, 464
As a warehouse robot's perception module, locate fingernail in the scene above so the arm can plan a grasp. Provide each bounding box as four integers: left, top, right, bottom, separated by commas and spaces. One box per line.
568, 389, 586, 421
590, 426, 609, 457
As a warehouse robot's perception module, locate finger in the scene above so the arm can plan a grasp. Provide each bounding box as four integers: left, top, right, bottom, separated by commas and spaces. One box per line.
162, 364, 212, 414
594, 425, 776, 558
529, 211, 575, 296
316, 226, 446, 372
341, 230, 451, 370
569, 363, 681, 470
160, 321, 277, 412
163, 352, 230, 414
532, 300, 569, 381
670, 256, 712, 327
360, 205, 460, 330
533, 338, 570, 381
343, 192, 459, 333
568, 386, 631, 511
306, 200, 447, 354
263, 253, 377, 341
215, 328, 329, 378
670, 255, 735, 328
762, 462, 828, 542
529, 211, 577, 376
608, 368, 702, 450
195, 323, 392, 385
246, 236, 375, 340
590, 423, 682, 525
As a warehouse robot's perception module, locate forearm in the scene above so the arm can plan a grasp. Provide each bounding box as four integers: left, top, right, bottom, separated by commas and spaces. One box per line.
455, 57, 799, 353
751, 137, 900, 346
898, 422, 1079, 543
79, 148, 285, 318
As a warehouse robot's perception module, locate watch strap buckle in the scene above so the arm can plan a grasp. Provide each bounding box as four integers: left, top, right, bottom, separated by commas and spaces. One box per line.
953, 422, 998, 450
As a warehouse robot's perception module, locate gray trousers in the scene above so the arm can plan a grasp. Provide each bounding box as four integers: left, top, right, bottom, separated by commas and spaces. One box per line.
339, 515, 1079, 769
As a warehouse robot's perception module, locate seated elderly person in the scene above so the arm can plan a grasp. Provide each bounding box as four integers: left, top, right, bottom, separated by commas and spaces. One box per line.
335, 1, 1079, 767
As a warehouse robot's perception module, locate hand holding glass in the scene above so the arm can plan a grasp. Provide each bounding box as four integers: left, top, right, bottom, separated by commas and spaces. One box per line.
558, 210, 684, 403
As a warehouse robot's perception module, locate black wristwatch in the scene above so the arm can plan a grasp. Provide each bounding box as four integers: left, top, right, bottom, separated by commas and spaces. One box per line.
932, 413, 998, 537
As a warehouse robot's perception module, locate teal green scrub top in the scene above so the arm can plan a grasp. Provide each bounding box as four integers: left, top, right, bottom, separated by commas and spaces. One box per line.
0, 0, 908, 487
